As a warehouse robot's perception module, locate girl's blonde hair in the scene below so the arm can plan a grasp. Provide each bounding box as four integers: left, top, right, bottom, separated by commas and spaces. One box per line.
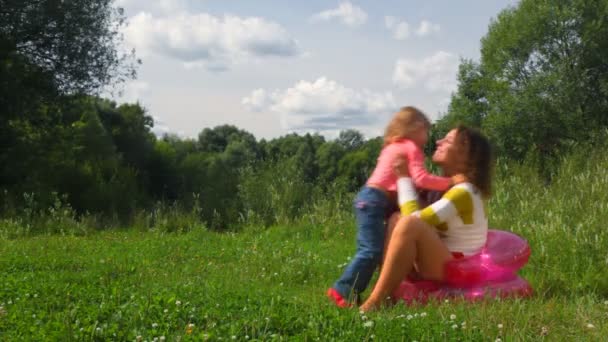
383, 106, 431, 145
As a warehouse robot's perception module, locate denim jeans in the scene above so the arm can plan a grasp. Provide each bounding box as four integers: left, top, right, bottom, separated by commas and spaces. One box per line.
333, 186, 389, 300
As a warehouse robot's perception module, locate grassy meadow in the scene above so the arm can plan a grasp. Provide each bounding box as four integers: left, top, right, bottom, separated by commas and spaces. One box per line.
1, 148, 608, 341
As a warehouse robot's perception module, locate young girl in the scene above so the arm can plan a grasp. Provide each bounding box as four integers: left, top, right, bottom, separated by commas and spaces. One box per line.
327, 106, 462, 307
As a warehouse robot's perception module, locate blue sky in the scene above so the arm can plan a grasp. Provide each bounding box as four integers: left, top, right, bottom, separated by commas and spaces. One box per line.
113, 0, 518, 139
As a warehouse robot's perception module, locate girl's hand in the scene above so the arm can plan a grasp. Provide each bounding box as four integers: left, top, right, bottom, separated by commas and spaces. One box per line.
393, 156, 410, 177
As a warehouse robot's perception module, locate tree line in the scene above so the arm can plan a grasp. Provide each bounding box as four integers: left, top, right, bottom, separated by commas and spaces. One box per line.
2, 0, 608, 230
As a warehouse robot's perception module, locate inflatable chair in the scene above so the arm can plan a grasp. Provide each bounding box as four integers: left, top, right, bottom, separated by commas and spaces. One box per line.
393, 229, 533, 304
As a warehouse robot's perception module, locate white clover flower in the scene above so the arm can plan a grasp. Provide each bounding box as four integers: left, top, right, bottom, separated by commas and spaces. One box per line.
245, 335, 250, 340
153, 338, 158, 342
361, 315, 368, 321
407, 314, 413, 320
586, 323, 595, 329
541, 326, 549, 336
96, 327, 101, 332
420, 312, 427, 317
232, 336, 237, 340
164, 309, 169, 313
451, 324, 458, 329
450, 314, 456, 320
159, 337, 166, 342
152, 323, 159, 328
363, 321, 374, 328
495, 339, 502, 342
604, 300, 608, 305
497, 323, 503, 329
175, 300, 182, 306
188, 323, 195, 328
80, 328, 85, 332
34, 294, 38, 298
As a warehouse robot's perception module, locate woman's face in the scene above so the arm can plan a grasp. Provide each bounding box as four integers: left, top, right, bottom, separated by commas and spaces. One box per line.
432, 129, 468, 174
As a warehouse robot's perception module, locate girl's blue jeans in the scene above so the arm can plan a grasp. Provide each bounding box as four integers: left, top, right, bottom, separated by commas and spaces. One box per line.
333, 186, 389, 300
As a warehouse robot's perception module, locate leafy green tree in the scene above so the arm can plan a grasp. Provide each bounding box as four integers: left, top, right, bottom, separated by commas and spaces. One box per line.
0, 0, 137, 94
441, 0, 608, 166
337, 129, 365, 152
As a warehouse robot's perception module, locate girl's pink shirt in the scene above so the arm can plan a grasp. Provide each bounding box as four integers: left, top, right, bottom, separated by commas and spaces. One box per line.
366, 139, 451, 192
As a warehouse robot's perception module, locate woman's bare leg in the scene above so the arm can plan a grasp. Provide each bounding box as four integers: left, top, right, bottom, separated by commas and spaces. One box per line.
383, 212, 401, 264
360, 216, 452, 312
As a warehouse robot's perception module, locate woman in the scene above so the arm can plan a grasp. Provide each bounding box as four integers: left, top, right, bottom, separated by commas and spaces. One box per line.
360, 125, 494, 312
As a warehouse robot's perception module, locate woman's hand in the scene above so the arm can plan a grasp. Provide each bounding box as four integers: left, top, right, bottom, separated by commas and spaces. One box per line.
451, 173, 468, 185
393, 156, 410, 177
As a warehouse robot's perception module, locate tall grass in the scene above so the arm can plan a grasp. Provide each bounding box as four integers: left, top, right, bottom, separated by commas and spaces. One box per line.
1, 146, 608, 340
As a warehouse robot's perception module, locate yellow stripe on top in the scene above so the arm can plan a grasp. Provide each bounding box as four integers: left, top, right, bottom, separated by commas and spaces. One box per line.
419, 206, 443, 228
443, 187, 474, 224
400, 200, 419, 216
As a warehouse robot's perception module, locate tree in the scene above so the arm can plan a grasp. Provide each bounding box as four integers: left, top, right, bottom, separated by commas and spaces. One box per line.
441, 0, 608, 163
0, 0, 137, 95
337, 129, 365, 152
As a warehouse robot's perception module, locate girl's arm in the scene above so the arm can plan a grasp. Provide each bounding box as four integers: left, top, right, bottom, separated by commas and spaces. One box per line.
407, 146, 452, 191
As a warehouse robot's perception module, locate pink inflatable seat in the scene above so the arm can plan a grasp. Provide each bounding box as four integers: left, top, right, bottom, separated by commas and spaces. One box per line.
393, 229, 533, 304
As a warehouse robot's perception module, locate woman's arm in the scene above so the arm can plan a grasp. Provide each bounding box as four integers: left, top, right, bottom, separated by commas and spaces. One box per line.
398, 176, 474, 231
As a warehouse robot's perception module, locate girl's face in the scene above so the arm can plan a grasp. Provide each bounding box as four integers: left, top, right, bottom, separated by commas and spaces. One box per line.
411, 123, 429, 147
432, 129, 468, 174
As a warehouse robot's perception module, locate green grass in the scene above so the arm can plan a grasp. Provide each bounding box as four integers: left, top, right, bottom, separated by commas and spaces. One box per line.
2, 149, 608, 341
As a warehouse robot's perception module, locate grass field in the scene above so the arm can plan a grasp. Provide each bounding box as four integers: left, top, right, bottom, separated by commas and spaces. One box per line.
2, 151, 608, 341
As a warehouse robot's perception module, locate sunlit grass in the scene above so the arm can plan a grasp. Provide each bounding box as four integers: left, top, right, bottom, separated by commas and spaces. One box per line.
1, 148, 608, 340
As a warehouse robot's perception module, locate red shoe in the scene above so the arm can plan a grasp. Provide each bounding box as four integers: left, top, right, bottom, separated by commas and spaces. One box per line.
326, 288, 351, 308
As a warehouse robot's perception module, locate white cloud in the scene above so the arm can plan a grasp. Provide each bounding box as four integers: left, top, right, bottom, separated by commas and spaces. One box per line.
415, 20, 441, 37
151, 115, 172, 137
113, 80, 149, 104
385, 16, 410, 40
115, 0, 187, 14
242, 77, 395, 133
311, 1, 368, 27
393, 51, 459, 93
123, 12, 300, 71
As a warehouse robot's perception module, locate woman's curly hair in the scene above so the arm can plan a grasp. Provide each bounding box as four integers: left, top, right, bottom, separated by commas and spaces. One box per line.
455, 125, 494, 198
